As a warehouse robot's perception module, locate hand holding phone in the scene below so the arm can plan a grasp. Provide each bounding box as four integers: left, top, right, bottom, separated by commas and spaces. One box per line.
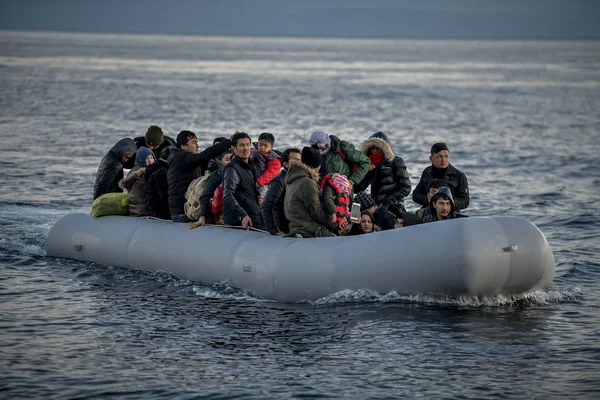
350, 202, 361, 223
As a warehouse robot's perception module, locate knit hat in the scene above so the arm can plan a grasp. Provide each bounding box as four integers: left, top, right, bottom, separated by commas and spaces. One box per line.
145, 126, 164, 147
431, 142, 449, 154
136, 146, 154, 167
309, 131, 331, 148
354, 191, 376, 211
301, 146, 322, 169
330, 173, 351, 195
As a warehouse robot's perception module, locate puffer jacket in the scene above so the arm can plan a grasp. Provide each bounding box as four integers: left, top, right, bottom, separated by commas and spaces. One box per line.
412, 163, 470, 211
119, 166, 148, 216
360, 135, 411, 208
144, 159, 170, 219
284, 160, 338, 238
167, 140, 232, 217
222, 156, 263, 228
260, 169, 288, 235
323, 135, 371, 188
93, 138, 137, 200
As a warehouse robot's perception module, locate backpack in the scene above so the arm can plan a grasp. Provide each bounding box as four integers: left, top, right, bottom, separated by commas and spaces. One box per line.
184, 171, 211, 221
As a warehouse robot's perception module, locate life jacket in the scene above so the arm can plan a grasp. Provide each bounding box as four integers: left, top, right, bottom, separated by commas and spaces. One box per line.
337, 148, 359, 175
211, 185, 223, 215
320, 174, 351, 223
184, 171, 211, 221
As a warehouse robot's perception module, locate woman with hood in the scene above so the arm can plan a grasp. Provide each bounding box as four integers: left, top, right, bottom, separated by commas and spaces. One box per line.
119, 147, 155, 217
358, 131, 412, 212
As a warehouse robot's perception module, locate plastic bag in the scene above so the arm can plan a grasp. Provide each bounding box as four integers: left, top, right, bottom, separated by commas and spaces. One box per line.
91, 192, 129, 218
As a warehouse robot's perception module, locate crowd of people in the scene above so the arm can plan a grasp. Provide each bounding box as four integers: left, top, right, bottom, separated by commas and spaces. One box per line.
93, 126, 470, 238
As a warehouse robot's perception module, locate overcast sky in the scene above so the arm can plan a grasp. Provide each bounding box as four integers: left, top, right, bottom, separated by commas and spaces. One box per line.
0, 0, 598, 39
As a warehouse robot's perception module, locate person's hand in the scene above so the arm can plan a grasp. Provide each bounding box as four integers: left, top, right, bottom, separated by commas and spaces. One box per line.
276, 231, 285, 237
242, 215, 253, 229
369, 163, 376, 171
257, 195, 264, 205
189, 217, 206, 230
331, 214, 337, 224
338, 218, 349, 230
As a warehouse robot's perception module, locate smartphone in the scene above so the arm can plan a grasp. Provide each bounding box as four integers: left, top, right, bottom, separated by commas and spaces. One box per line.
350, 202, 361, 222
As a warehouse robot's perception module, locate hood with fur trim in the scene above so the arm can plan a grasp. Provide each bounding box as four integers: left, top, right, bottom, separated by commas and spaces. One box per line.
285, 159, 321, 185
119, 166, 146, 191
362, 138, 395, 163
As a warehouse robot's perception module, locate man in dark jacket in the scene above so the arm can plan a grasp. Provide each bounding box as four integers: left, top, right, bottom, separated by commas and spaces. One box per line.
145, 146, 172, 220
223, 132, 263, 229
167, 130, 232, 222
412, 142, 470, 211
93, 138, 137, 200
260, 147, 302, 235
422, 187, 468, 223
133, 125, 176, 159
358, 131, 411, 211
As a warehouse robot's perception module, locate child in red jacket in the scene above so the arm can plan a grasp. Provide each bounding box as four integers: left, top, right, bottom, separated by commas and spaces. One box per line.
251, 132, 281, 204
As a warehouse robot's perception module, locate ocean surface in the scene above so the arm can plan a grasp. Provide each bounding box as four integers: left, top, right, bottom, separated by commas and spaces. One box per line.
1, 31, 599, 399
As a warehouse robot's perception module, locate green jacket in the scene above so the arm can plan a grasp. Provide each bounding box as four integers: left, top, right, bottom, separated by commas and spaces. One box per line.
325, 135, 371, 187
284, 161, 338, 238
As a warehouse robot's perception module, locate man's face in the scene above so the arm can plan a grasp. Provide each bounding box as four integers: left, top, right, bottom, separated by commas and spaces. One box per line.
147, 143, 159, 151
122, 153, 134, 164
284, 151, 302, 168
312, 144, 328, 154
233, 138, 252, 160
258, 140, 273, 154
427, 187, 440, 202
182, 138, 199, 154
433, 197, 452, 219
430, 150, 449, 169
220, 153, 233, 165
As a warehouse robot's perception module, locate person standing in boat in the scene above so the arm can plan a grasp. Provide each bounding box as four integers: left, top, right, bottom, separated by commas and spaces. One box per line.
284, 147, 346, 238
261, 147, 302, 236
413, 142, 470, 211
119, 147, 155, 217
167, 130, 232, 223
133, 125, 176, 160
357, 131, 412, 212
309, 130, 371, 193
222, 132, 264, 230
93, 137, 137, 200
422, 187, 468, 223
144, 146, 172, 220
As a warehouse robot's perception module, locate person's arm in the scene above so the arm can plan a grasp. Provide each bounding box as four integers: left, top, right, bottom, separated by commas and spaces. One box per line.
385, 157, 412, 203
156, 170, 169, 203
412, 171, 428, 207
303, 183, 337, 230
342, 141, 371, 187
272, 185, 286, 233
93, 161, 122, 200
222, 167, 247, 222
260, 176, 284, 235
183, 140, 232, 171
199, 173, 222, 218
256, 157, 281, 187
321, 185, 337, 216
453, 172, 470, 211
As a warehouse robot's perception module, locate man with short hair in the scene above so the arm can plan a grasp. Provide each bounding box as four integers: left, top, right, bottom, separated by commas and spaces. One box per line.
422, 187, 468, 223
309, 130, 370, 192
412, 142, 470, 211
261, 147, 302, 236
415, 178, 447, 221
167, 130, 232, 222
222, 132, 263, 229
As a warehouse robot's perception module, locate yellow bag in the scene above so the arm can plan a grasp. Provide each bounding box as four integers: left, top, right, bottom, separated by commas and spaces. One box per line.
91, 193, 129, 218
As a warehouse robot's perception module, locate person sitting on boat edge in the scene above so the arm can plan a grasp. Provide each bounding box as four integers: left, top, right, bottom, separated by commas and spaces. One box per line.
353, 191, 396, 231
422, 187, 468, 223
415, 178, 447, 222
119, 146, 155, 217
356, 131, 412, 212
194, 149, 233, 226
133, 125, 176, 160
284, 147, 347, 238
93, 138, 137, 200
261, 147, 302, 236
144, 146, 172, 220
223, 132, 264, 230
413, 142, 470, 211
309, 130, 371, 194
167, 130, 232, 223
251, 132, 282, 204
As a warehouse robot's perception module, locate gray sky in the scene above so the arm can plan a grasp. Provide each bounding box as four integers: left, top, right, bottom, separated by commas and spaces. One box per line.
0, 0, 598, 39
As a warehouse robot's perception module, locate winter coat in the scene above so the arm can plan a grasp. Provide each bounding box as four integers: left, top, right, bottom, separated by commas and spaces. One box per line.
222, 156, 263, 228
260, 169, 289, 235
322, 135, 371, 188
413, 163, 470, 211
320, 174, 351, 223
372, 206, 397, 231
359, 137, 411, 208
119, 166, 148, 217
199, 163, 226, 223
251, 150, 282, 187
284, 160, 338, 238
93, 138, 137, 200
422, 187, 468, 223
133, 135, 176, 159
167, 140, 232, 217
144, 159, 170, 220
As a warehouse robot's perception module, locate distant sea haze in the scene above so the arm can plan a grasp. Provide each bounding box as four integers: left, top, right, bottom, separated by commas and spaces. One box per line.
0, 31, 599, 398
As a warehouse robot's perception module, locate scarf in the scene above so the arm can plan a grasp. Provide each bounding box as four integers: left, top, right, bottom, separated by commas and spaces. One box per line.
368, 152, 384, 166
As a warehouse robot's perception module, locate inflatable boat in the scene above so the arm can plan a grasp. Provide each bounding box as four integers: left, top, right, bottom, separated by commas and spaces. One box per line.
45, 213, 555, 302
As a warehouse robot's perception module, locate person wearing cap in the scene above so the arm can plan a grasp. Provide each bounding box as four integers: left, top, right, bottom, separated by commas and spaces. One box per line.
145, 146, 172, 220
118, 147, 155, 217
412, 142, 470, 211
133, 125, 176, 159
309, 130, 370, 193
167, 130, 232, 223
284, 147, 346, 238
353, 191, 396, 231
422, 187, 468, 223
93, 138, 137, 200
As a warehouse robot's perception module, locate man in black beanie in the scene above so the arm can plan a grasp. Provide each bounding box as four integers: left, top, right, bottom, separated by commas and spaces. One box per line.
133, 125, 176, 159
284, 147, 344, 238
412, 142, 470, 211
